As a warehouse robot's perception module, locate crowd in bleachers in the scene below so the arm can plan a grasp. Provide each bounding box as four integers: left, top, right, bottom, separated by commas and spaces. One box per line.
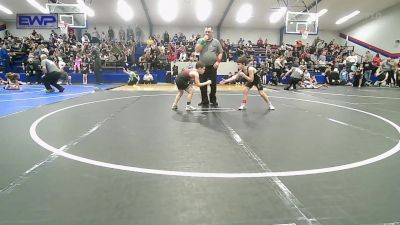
136, 31, 399, 88
0, 27, 399, 88
0, 27, 137, 84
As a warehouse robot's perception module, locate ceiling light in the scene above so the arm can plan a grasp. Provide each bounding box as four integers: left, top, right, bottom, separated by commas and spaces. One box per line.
27, 0, 49, 14
236, 3, 253, 23
269, 7, 287, 23
196, 0, 212, 22
0, 4, 13, 15
336, 10, 360, 25
77, 0, 95, 17
158, 0, 178, 22
317, 9, 328, 17
117, 0, 133, 21
307, 9, 327, 23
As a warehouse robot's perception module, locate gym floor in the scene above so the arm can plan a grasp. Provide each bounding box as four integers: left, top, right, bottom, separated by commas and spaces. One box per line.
0, 85, 399, 225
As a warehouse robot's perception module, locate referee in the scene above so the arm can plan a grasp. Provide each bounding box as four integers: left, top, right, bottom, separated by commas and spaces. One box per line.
40, 54, 64, 93
195, 26, 223, 106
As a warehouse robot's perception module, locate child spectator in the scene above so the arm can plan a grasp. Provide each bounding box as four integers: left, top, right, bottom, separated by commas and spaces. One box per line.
270, 71, 278, 86
24, 58, 41, 84
339, 69, 348, 85
143, 70, 154, 84
81, 62, 89, 84
73, 55, 82, 73
58, 61, 71, 85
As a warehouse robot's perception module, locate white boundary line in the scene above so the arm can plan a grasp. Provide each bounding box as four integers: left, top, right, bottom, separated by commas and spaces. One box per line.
217, 115, 319, 224
2, 97, 139, 193
0, 90, 43, 96
29, 94, 400, 178
328, 118, 350, 126
0, 152, 59, 193
191, 108, 237, 113
301, 90, 400, 100
0, 91, 93, 102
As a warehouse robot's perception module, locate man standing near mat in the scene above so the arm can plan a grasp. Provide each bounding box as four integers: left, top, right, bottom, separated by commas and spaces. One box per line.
195, 26, 223, 106
40, 54, 64, 93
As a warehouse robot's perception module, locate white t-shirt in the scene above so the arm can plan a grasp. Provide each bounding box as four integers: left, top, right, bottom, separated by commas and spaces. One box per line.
143, 73, 153, 81
346, 55, 358, 63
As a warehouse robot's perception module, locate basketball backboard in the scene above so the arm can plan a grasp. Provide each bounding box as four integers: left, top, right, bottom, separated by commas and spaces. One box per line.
46, 3, 87, 28
285, 11, 318, 35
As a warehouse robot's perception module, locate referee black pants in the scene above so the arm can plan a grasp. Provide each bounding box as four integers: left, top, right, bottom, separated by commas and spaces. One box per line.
43, 71, 63, 91
199, 65, 217, 104
285, 77, 302, 90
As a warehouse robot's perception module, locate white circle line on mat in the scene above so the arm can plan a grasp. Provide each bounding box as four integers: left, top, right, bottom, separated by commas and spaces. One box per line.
29, 94, 400, 178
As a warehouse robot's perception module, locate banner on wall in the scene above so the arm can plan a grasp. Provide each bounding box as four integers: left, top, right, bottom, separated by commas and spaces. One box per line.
16, 14, 58, 29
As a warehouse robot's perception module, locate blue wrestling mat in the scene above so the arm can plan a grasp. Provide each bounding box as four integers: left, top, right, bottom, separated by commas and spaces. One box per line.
0, 84, 122, 117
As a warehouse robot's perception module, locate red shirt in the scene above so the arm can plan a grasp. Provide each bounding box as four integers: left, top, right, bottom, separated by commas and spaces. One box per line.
372, 56, 382, 67
168, 52, 176, 62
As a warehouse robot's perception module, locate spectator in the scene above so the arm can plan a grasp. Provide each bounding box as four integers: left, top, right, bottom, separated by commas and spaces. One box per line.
179, 50, 187, 62
273, 56, 284, 84
81, 59, 89, 84
372, 53, 382, 76
324, 67, 336, 85
92, 51, 102, 84
58, 61, 71, 85
0, 44, 10, 72
143, 70, 154, 84
92, 27, 100, 43
172, 64, 178, 79
396, 60, 400, 87
73, 55, 82, 73
163, 31, 170, 44
100, 31, 107, 42
339, 69, 348, 85
119, 27, 126, 41
83, 30, 92, 42
374, 66, 389, 87
135, 25, 142, 45
382, 58, 396, 87
108, 26, 115, 41
270, 72, 278, 86
363, 55, 373, 85
353, 64, 365, 88
256, 37, 263, 47
364, 50, 373, 62
24, 57, 41, 84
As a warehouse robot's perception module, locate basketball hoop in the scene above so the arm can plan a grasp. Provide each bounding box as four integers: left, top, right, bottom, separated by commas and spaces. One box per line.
59, 21, 69, 35
300, 29, 309, 40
